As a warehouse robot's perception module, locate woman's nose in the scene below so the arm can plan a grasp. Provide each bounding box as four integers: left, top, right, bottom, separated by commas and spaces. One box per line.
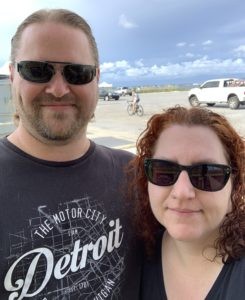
171, 171, 196, 200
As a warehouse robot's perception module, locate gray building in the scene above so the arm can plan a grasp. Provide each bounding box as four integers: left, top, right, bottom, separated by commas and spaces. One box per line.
0, 75, 15, 136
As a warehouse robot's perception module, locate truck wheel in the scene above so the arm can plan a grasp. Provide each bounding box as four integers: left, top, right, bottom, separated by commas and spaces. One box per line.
207, 103, 215, 107
189, 96, 199, 107
228, 96, 239, 109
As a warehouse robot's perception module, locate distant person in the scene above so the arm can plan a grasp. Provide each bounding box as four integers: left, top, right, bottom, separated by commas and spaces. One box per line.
0, 8, 142, 299
128, 106, 245, 299
132, 90, 140, 113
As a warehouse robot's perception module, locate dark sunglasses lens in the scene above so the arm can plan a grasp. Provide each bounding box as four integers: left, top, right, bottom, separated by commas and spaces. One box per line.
145, 160, 179, 186
190, 165, 230, 191
64, 64, 95, 84
18, 61, 53, 83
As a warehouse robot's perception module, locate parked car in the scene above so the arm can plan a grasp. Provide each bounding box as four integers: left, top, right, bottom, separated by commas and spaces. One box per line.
188, 78, 245, 109
99, 89, 120, 101
114, 87, 132, 96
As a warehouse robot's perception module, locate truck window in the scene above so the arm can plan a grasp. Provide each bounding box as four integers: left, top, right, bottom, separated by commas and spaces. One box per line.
202, 81, 219, 88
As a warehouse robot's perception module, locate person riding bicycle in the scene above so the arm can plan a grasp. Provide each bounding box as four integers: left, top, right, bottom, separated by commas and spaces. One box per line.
132, 90, 140, 114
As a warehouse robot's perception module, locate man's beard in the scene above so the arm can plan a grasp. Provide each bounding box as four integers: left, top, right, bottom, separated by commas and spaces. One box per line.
15, 93, 93, 142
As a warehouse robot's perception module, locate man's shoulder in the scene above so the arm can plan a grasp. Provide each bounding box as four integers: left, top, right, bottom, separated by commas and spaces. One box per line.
95, 143, 134, 157
94, 143, 134, 164
0, 137, 11, 156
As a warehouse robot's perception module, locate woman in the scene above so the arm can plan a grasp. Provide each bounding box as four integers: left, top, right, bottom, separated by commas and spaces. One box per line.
128, 106, 245, 299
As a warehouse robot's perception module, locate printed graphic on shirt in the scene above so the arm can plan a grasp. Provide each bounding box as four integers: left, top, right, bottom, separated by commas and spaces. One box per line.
4, 195, 124, 300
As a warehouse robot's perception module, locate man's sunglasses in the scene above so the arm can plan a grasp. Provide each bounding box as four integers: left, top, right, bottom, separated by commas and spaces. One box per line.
144, 158, 232, 192
16, 61, 97, 85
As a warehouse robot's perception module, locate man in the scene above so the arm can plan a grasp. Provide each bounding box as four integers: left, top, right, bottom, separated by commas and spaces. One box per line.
0, 9, 141, 299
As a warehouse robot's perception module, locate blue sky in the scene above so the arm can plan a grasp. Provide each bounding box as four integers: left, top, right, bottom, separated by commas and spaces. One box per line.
0, 0, 245, 86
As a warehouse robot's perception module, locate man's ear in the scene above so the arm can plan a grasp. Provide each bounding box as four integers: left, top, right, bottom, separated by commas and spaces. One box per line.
9, 63, 15, 82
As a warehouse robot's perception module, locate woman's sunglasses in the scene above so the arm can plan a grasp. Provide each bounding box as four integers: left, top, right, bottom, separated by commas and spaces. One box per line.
144, 158, 232, 192
16, 60, 97, 85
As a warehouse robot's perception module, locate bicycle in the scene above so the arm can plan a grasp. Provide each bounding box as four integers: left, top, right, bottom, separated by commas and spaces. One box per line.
127, 101, 144, 116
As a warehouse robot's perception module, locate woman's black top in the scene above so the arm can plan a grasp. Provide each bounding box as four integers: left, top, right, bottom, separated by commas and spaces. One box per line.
140, 233, 245, 300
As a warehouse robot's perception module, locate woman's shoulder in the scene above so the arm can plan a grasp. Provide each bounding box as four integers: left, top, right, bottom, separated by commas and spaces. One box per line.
199, 256, 245, 300
213, 256, 245, 299
228, 255, 245, 272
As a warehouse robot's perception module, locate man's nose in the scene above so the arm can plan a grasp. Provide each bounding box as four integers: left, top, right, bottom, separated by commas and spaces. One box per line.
45, 71, 70, 98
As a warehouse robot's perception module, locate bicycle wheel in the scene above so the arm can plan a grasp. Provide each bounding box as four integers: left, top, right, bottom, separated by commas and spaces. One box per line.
127, 104, 134, 116
136, 105, 144, 116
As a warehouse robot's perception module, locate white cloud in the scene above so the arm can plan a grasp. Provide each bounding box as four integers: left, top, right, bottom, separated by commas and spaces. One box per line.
233, 45, 245, 57
0, 61, 10, 75
100, 60, 130, 72
202, 40, 213, 46
135, 59, 144, 67
115, 60, 130, 68
177, 42, 196, 49
126, 67, 147, 77
99, 81, 113, 88
0, 0, 36, 25
100, 56, 245, 82
100, 62, 115, 72
151, 64, 169, 75
118, 14, 138, 29
176, 42, 186, 47
185, 52, 194, 58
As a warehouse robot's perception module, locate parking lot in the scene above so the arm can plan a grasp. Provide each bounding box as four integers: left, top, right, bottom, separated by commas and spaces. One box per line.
88, 91, 245, 152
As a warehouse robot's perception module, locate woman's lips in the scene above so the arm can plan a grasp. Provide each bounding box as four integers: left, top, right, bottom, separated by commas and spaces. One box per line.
168, 207, 201, 214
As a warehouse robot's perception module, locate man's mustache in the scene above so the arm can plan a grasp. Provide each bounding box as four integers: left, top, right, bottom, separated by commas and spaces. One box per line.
33, 94, 77, 106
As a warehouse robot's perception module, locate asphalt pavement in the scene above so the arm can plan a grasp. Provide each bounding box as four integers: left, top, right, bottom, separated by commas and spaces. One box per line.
88, 91, 245, 153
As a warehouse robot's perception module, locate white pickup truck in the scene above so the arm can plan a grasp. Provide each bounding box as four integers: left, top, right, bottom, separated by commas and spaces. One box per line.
114, 87, 132, 96
188, 78, 245, 109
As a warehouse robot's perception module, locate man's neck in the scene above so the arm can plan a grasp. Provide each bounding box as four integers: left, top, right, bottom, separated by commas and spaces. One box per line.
7, 126, 90, 162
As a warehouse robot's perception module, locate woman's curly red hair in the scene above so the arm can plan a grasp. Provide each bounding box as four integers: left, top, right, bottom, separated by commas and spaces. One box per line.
128, 106, 245, 260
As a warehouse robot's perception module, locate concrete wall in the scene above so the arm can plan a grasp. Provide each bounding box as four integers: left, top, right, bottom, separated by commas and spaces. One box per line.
0, 78, 15, 136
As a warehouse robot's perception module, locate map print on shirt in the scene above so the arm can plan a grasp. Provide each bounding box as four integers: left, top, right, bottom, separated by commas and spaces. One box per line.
4, 195, 124, 300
